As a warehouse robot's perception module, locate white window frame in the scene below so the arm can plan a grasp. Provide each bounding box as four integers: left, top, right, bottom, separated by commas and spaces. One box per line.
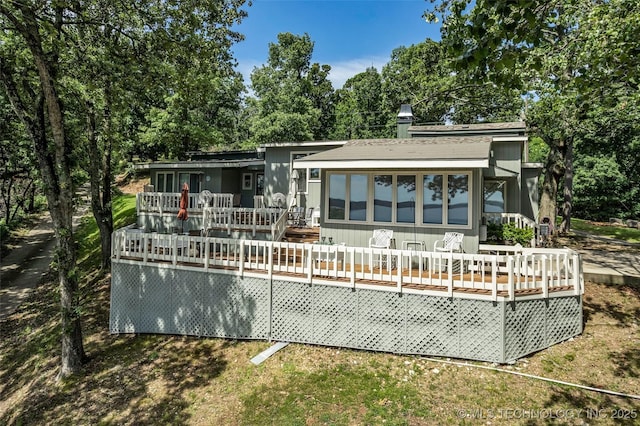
291, 151, 321, 194
325, 170, 473, 229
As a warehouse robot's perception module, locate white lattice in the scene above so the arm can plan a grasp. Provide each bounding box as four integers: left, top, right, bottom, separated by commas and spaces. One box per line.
311, 285, 358, 346
110, 263, 141, 333
546, 296, 582, 346
504, 299, 547, 361
356, 290, 405, 352
271, 281, 314, 343
457, 299, 503, 362
405, 295, 458, 356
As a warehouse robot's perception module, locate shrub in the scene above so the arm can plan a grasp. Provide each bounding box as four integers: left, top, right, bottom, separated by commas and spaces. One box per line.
502, 223, 534, 246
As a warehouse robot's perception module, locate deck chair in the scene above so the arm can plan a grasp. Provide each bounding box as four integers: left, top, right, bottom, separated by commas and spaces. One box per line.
433, 232, 464, 272
288, 206, 305, 227
433, 232, 464, 253
368, 229, 396, 269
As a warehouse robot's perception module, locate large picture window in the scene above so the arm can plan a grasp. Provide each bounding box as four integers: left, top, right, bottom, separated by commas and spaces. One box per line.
397, 175, 416, 223
327, 171, 472, 228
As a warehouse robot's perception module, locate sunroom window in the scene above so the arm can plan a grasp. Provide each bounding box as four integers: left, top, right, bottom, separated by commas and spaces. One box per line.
327, 171, 471, 228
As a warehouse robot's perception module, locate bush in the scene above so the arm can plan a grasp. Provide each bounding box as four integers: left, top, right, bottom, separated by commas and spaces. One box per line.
502, 223, 534, 246
486, 222, 534, 246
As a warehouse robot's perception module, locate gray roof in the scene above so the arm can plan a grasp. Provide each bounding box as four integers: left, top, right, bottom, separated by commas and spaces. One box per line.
294, 136, 493, 169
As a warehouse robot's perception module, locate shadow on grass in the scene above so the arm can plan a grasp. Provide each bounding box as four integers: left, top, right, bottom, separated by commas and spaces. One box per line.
0, 272, 230, 425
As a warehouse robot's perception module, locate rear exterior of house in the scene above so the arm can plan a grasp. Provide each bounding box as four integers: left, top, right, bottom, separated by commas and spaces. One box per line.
294, 116, 541, 253
113, 107, 581, 365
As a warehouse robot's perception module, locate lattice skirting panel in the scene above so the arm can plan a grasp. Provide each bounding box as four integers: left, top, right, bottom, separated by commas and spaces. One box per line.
111, 262, 582, 363
110, 263, 270, 340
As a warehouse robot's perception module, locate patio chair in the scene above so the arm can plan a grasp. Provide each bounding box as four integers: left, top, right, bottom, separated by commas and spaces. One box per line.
434, 232, 464, 253
368, 229, 396, 269
433, 232, 464, 272
288, 206, 305, 227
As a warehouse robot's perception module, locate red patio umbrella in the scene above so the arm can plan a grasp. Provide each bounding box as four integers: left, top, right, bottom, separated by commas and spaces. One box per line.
177, 182, 189, 232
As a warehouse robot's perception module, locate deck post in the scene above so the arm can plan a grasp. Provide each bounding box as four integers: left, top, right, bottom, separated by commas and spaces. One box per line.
204, 237, 210, 269
143, 235, 149, 264
267, 242, 273, 281
172, 234, 177, 266
396, 252, 402, 293
508, 256, 515, 301
573, 253, 582, 295
542, 255, 549, 298
307, 244, 313, 284
349, 248, 356, 289
239, 240, 245, 277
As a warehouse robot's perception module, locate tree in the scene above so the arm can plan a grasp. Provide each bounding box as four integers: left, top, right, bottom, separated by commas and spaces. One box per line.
1, 3, 86, 377
248, 33, 335, 145
1, 0, 249, 377
426, 0, 640, 231
381, 39, 522, 127
331, 67, 390, 139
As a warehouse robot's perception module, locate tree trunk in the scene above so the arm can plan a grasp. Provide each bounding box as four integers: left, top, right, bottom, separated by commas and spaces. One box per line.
1, 6, 85, 377
86, 101, 113, 270
560, 136, 574, 233
538, 141, 566, 231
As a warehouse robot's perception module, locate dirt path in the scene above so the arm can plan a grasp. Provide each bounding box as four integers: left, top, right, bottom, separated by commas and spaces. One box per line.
0, 213, 57, 318
0, 187, 90, 319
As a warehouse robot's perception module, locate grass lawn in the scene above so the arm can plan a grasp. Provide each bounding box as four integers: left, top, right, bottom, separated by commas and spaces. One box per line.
1, 199, 639, 425
570, 218, 640, 244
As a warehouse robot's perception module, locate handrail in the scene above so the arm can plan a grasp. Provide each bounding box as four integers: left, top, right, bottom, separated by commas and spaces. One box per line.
112, 229, 583, 301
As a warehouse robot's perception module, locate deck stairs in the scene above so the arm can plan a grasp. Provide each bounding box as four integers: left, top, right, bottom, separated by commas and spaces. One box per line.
278, 227, 320, 260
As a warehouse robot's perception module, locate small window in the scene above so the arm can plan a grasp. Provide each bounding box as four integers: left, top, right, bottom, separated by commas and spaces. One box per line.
328, 174, 346, 220
156, 172, 174, 192
484, 180, 506, 213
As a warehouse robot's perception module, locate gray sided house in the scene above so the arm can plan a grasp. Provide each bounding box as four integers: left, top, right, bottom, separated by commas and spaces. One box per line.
114, 108, 582, 364
295, 116, 542, 252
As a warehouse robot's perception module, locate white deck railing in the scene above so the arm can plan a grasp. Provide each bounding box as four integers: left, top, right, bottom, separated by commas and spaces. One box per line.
137, 192, 234, 214
202, 207, 285, 237
112, 228, 583, 302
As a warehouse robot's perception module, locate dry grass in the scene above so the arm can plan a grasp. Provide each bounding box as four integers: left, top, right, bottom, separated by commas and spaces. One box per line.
1, 273, 638, 425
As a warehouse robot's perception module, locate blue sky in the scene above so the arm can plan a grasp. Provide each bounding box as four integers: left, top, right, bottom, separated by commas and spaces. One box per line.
232, 0, 442, 89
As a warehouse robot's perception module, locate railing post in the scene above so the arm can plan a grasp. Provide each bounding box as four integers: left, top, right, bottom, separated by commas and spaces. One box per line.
239, 240, 245, 277
267, 242, 274, 281
307, 244, 313, 284
349, 247, 356, 289
172, 234, 178, 266
542, 255, 549, 298
143, 234, 149, 264
508, 256, 515, 301
396, 252, 402, 293
573, 253, 582, 295
204, 237, 210, 269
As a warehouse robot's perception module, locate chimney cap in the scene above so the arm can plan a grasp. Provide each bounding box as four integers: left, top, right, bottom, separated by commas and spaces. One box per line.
397, 104, 414, 119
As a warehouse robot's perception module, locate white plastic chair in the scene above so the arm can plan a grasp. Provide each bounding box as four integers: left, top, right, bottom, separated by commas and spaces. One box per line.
433, 232, 464, 272
433, 232, 464, 253
368, 229, 396, 269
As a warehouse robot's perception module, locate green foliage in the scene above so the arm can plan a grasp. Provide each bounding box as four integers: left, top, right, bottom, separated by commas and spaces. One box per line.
248, 33, 334, 145
76, 194, 136, 271
502, 223, 534, 246
572, 155, 628, 221
486, 222, 504, 242
486, 222, 534, 246
331, 67, 391, 139
571, 218, 640, 244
